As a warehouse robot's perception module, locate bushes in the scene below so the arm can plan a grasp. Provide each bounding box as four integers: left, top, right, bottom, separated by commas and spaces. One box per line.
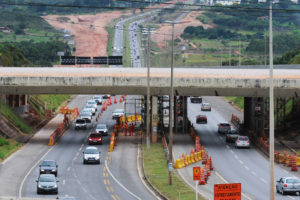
0, 138, 9, 146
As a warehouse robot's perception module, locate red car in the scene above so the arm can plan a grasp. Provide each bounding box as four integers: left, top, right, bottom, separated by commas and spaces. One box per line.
88, 132, 103, 145
196, 115, 207, 124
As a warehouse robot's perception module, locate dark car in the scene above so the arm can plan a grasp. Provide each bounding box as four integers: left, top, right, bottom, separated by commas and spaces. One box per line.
196, 115, 207, 124
226, 130, 239, 143
88, 132, 103, 145
39, 160, 58, 176
218, 123, 231, 134
190, 96, 202, 103
36, 174, 59, 194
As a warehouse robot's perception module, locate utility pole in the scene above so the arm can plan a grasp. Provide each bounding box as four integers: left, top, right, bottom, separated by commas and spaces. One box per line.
146, 27, 151, 153
269, 2, 275, 200
229, 45, 231, 66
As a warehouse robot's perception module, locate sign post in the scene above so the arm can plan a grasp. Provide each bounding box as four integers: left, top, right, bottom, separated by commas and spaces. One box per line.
214, 183, 241, 200
193, 167, 200, 200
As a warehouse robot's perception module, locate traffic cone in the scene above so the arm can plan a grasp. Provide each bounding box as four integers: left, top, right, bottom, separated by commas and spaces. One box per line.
120, 96, 123, 103
114, 96, 117, 104
291, 155, 298, 171
288, 154, 293, 167
204, 165, 208, 182
202, 152, 207, 164
199, 168, 205, 185
182, 153, 187, 166
209, 156, 213, 170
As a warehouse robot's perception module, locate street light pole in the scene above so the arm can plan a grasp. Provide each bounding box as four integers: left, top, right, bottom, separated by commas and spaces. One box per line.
169, 22, 175, 185
146, 27, 151, 153
269, 2, 275, 200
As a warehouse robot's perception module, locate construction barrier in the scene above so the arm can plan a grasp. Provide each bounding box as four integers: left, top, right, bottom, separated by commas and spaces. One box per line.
48, 115, 70, 146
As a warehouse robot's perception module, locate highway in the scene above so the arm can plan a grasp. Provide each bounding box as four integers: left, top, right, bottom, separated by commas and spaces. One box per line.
184, 96, 300, 200
0, 95, 155, 200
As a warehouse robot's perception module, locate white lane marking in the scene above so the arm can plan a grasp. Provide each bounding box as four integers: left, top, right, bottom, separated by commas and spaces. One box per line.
251, 171, 257, 176
230, 150, 234, 154
76, 152, 79, 157
287, 196, 295, 200
63, 180, 66, 185
73, 157, 76, 161
67, 167, 71, 171
244, 166, 250, 171
260, 178, 267, 183
234, 155, 239, 159
18, 145, 55, 198
239, 160, 244, 164
105, 160, 141, 200
226, 145, 229, 149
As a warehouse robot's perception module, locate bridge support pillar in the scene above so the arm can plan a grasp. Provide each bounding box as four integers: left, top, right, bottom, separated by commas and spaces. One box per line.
151, 96, 158, 143
244, 97, 265, 134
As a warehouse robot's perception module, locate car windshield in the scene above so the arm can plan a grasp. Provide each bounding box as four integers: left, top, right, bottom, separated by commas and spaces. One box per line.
93, 96, 101, 100
286, 178, 300, 183
96, 125, 106, 129
85, 105, 93, 108
114, 109, 123, 113
84, 148, 98, 154
76, 119, 85, 124
90, 134, 101, 138
87, 101, 96, 105
80, 114, 90, 117
39, 176, 56, 182
41, 161, 55, 167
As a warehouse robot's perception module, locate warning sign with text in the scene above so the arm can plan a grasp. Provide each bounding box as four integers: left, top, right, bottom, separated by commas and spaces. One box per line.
214, 183, 241, 200
193, 167, 201, 181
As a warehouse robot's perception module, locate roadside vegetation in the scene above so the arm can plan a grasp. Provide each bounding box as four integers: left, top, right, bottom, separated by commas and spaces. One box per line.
0, 136, 21, 161
143, 143, 203, 200
0, 100, 32, 134
225, 97, 244, 111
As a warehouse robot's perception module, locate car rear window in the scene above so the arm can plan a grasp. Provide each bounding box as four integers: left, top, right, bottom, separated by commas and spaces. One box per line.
76, 119, 85, 124
39, 176, 56, 182
85, 148, 98, 154
90, 134, 101, 138
220, 123, 230, 126
286, 178, 300, 183
41, 161, 56, 167
239, 136, 248, 141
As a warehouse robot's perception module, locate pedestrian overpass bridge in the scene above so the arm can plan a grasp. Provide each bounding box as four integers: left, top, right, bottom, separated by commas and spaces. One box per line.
1, 66, 300, 97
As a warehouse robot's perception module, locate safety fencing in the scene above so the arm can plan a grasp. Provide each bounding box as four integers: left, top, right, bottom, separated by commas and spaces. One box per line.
231, 114, 299, 171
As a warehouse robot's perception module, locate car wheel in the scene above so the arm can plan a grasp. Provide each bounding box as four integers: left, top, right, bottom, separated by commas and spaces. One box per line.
83, 160, 86, 164
281, 188, 285, 195
276, 187, 279, 193
98, 160, 100, 164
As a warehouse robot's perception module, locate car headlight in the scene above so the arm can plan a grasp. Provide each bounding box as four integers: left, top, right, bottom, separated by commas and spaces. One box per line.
38, 184, 43, 188
53, 184, 58, 188
40, 169, 45, 172
52, 169, 56, 172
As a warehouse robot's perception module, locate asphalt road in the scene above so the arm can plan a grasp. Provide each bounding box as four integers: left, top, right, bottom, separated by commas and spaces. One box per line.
0, 95, 155, 200
186, 96, 300, 200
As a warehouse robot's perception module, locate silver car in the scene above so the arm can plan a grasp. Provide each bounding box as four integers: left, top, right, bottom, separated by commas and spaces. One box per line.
86, 100, 98, 111
83, 146, 100, 164
95, 124, 108, 136
235, 136, 250, 148
83, 107, 95, 115
276, 177, 300, 195
112, 109, 124, 120
201, 103, 211, 111
218, 123, 231, 134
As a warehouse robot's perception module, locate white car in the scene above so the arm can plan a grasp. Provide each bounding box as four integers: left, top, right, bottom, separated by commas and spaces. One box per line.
92, 95, 102, 105
79, 113, 92, 123
86, 100, 98, 111
235, 136, 250, 148
95, 124, 108, 136
112, 109, 124, 120
201, 103, 211, 111
84, 105, 96, 115
83, 147, 100, 164
81, 108, 94, 117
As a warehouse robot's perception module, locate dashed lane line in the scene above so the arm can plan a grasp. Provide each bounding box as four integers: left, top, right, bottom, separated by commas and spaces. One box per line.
239, 160, 244, 164
234, 155, 239, 159
244, 166, 250, 171
63, 180, 66, 185
260, 178, 267, 183
67, 167, 71, 171
226, 145, 230, 149
287, 196, 295, 200
105, 160, 142, 200
251, 171, 257, 176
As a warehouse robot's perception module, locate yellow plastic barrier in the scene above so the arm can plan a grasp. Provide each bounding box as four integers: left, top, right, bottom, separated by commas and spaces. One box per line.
175, 158, 184, 169
297, 157, 300, 166
186, 155, 192, 165
191, 154, 195, 163
286, 155, 290, 166
198, 152, 202, 161
279, 154, 284, 164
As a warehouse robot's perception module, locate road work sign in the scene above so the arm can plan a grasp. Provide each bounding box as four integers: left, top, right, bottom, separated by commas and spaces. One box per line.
214, 183, 241, 200
193, 167, 200, 181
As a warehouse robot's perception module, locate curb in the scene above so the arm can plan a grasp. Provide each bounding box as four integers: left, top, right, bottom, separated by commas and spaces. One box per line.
138, 138, 168, 200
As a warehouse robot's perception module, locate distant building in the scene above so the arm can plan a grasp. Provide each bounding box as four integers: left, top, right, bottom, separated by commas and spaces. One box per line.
0, 27, 12, 34
215, 0, 241, 5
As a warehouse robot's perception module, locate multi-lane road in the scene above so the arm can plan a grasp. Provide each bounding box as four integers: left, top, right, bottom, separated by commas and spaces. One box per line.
182, 96, 300, 200
0, 95, 156, 200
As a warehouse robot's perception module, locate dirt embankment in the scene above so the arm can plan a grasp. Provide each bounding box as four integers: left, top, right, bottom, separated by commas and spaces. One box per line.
43, 11, 129, 57
152, 11, 213, 49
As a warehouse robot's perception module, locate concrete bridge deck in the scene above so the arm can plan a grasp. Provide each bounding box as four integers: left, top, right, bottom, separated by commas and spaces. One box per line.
1, 67, 300, 97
